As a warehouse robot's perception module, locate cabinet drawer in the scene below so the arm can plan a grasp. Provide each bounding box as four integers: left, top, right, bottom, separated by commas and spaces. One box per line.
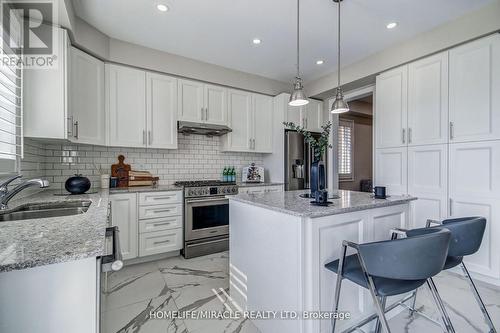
139, 216, 182, 233
139, 229, 182, 257
139, 191, 182, 206
139, 204, 182, 220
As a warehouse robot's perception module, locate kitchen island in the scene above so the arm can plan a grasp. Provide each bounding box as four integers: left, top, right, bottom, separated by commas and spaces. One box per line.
228, 189, 417, 333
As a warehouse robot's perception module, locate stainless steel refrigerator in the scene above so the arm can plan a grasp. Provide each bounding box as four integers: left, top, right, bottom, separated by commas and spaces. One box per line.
284, 130, 328, 191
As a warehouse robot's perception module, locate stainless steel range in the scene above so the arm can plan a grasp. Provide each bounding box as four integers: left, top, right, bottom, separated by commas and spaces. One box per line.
174, 180, 238, 258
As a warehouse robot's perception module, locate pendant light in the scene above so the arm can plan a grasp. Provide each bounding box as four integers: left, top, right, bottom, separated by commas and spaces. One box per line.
331, 0, 349, 113
289, 0, 309, 106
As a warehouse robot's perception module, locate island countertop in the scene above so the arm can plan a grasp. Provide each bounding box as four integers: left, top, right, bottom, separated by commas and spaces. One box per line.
228, 189, 417, 218
0, 189, 109, 273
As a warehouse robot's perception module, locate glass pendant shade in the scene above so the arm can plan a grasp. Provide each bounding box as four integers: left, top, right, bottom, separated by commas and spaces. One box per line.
289, 77, 309, 106
331, 88, 349, 113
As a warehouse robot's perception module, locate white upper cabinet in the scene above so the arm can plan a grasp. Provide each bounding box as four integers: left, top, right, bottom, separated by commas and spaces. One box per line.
222, 90, 273, 153
106, 64, 147, 147
375, 66, 408, 148
178, 79, 228, 125
224, 89, 253, 152
407, 52, 448, 145
106, 64, 178, 149
303, 99, 324, 133
204, 84, 227, 125
69, 47, 105, 145
449, 34, 500, 143
253, 94, 273, 153
24, 28, 69, 139
146, 73, 178, 149
177, 79, 204, 122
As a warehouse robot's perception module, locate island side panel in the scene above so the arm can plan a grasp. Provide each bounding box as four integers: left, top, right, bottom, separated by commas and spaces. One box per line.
303, 203, 411, 333
229, 200, 304, 333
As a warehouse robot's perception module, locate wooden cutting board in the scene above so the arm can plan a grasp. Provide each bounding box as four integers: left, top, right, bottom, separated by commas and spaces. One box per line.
111, 155, 131, 188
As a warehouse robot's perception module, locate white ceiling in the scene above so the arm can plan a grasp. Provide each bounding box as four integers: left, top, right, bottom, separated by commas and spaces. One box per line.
72, 0, 494, 83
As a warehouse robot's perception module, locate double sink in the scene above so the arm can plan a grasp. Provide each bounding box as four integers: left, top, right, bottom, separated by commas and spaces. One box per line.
0, 200, 91, 222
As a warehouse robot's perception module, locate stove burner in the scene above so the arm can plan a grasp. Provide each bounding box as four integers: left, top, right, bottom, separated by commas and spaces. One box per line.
174, 180, 236, 187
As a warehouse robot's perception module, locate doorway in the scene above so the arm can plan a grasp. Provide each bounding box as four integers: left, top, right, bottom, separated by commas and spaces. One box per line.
338, 94, 373, 192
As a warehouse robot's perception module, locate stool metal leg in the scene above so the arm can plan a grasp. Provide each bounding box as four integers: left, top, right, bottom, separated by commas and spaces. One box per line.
374, 297, 387, 333
460, 263, 497, 333
332, 245, 347, 333
427, 279, 455, 333
365, 276, 391, 333
408, 289, 418, 316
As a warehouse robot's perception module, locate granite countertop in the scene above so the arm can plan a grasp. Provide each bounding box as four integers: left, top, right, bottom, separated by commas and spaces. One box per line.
0, 189, 110, 273
229, 189, 417, 218
109, 184, 182, 194
236, 182, 284, 188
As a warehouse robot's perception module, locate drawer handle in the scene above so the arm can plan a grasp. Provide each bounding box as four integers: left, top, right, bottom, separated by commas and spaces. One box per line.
150, 209, 172, 213
152, 222, 172, 227
152, 196, 174, 200
154, 239, 171, 245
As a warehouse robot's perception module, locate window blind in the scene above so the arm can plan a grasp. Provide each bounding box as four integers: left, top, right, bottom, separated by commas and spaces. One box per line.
0, 6, 23, 170
338, 119, 353, 180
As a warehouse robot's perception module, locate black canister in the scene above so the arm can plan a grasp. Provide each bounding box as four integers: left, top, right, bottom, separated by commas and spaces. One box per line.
65, 174, 91, 194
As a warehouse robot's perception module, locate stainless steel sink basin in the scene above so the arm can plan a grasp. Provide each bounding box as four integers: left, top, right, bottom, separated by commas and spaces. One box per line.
0, 200, 91, 222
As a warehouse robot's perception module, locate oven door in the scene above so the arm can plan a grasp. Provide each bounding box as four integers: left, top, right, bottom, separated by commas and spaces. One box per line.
185, 196, 229, 241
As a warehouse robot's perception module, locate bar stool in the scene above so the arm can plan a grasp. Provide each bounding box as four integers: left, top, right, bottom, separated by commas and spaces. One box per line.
405, 216, 497, 333
325, 227, 452, 333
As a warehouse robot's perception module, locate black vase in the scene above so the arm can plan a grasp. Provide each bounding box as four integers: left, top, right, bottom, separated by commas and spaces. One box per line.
310, 159, 326, 199
65, 174, 91, 194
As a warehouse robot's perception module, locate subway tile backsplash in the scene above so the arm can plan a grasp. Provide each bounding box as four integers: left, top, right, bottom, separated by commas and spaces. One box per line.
22, 135, 264, 191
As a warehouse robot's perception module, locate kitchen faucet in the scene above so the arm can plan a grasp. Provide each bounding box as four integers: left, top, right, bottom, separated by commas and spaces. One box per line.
0, 175, 50, 210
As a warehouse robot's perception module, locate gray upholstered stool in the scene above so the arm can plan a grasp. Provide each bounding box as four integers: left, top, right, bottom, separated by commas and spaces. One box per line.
325, 227, 452, 333
404, 216, 497, 333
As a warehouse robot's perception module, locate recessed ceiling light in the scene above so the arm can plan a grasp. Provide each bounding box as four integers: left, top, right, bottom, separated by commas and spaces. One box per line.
386, 22, 398, 29
157, 4, 169, 12
252, 38, 262, 45
316, 60, 324, 65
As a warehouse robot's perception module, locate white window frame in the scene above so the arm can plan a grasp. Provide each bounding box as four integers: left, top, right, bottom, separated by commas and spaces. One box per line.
0, 3, 23, 175
338, 119, 354, 182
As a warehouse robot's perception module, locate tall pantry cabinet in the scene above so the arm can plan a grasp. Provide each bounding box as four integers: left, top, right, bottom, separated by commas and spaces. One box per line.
375, 34, 500, 281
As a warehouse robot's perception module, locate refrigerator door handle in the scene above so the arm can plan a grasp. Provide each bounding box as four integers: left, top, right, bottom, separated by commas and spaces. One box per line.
305, 140, 310, 189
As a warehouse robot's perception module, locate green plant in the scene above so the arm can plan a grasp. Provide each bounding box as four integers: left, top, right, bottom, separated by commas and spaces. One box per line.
283, 121, 333, 161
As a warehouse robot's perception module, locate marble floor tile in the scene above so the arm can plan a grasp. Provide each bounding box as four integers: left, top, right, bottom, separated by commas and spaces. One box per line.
102, 261, 167, 312
102, 293, 188, 333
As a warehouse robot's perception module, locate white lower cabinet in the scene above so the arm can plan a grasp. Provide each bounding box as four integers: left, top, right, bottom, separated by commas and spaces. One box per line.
408, 144, 448, 228
139, 229, 183, 257
374, 147, 407, 195
138, 191, 183, 258
449, 141, 500, 279
111, 190, 183, 261
110, 193, 138, 260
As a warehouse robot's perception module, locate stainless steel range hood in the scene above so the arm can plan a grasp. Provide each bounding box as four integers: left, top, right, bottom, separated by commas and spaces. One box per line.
177, 121, 232, 136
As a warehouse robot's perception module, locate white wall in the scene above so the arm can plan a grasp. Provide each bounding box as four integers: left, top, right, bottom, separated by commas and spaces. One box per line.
308, 1, 500, 98
68, 17, 289, 96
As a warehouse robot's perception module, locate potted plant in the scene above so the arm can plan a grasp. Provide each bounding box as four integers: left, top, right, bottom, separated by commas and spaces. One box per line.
283, 121, 333, 198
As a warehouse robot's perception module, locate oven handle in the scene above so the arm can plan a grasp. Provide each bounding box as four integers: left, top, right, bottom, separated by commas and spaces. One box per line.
101, 226, 123, 272
185, 197, 229, 204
